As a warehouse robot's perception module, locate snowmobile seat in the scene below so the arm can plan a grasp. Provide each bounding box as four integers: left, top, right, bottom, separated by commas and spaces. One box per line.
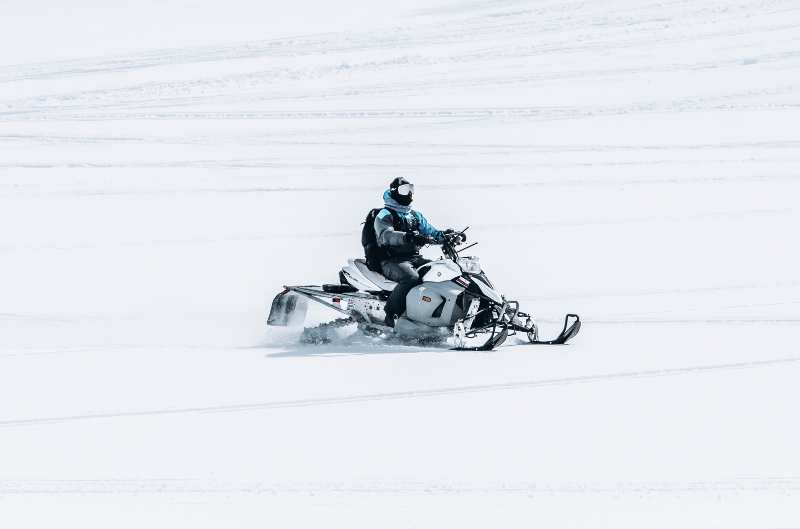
352, 259, 397, 292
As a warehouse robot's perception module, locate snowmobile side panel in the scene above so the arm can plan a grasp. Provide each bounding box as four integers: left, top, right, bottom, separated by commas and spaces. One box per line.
405, 283, 465, 327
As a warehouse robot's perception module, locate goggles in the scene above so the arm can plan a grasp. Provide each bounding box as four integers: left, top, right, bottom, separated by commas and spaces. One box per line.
396, 183, 415, 196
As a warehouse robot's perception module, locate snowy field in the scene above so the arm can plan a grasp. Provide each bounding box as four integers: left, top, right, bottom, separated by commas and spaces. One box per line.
1, 0, 799, 527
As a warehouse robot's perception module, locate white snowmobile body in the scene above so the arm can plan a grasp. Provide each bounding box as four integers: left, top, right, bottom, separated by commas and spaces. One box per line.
267, 236, 580, 350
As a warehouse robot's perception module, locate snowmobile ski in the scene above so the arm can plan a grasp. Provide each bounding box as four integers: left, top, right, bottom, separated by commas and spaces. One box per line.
452, 323, 509, 351
527, 314, 581, 345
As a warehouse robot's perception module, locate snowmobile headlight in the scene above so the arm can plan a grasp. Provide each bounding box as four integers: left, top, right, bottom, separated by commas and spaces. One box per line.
458, 256, 481, 274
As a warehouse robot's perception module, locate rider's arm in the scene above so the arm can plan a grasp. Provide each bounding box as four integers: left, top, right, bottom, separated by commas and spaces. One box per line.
375, 209, 409, 248
414, 212, 444, 243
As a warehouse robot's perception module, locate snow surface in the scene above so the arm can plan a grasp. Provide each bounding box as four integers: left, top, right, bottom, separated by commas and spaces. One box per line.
1, 0, 799, 527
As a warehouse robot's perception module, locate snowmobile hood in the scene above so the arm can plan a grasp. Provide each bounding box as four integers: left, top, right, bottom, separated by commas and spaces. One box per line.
471, 274, 504, 305
383, 189, 412, 214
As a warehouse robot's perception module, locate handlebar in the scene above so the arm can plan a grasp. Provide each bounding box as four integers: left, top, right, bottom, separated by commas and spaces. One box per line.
440, 230, 470, 261
412, 228, 471, 262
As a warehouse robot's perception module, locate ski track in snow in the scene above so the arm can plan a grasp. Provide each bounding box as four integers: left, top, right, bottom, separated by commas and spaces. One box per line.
1, 0, 798, 131
2, 476, 799, 496
2, 355, 797, 428
1, 0, 796, 84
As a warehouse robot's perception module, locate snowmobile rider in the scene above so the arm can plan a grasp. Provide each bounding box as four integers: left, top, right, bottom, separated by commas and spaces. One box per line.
373, 177, 466, 327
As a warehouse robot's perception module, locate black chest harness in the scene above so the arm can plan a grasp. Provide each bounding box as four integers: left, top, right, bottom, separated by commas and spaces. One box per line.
361, 208, 418, 271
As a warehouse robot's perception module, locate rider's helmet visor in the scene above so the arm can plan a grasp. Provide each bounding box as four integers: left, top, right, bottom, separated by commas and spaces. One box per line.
397, 183, 415, 196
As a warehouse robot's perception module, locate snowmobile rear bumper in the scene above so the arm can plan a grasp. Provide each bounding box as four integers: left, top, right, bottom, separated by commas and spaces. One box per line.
267, 285, 380, 327
267, 288, 309, 326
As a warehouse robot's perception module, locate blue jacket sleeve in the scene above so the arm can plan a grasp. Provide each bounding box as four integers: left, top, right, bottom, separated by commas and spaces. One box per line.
414, 211, 444, 243
375, 209, 409, 248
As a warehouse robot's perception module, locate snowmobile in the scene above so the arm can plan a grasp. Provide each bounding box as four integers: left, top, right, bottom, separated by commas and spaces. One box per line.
267, 231, 580, 350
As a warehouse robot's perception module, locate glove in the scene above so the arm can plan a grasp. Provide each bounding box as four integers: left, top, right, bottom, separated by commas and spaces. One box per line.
444, 229, 467, 244
404, 231, 434, 246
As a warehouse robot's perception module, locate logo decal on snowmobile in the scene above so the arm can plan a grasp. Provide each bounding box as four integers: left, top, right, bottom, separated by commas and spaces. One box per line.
422, 295, 432, 303
454, 276, 470, 288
